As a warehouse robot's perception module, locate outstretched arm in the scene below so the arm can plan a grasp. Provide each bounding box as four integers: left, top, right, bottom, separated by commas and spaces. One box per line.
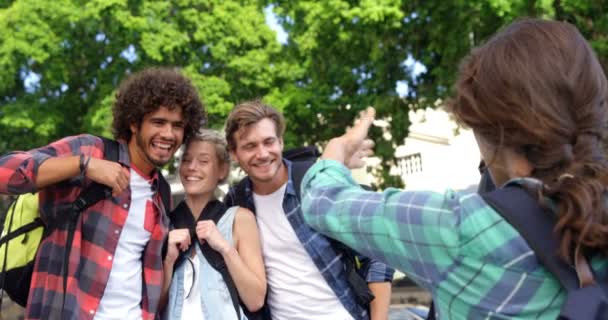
300, 107, 462, 288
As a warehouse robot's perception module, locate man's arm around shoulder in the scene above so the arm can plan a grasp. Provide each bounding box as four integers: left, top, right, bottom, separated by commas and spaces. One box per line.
0, 134, 128, 196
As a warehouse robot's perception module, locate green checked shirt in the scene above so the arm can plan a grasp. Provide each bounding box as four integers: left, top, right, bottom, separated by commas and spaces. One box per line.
301, 160, 608, 319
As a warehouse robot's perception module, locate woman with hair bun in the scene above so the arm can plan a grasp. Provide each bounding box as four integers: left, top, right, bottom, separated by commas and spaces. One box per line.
300, 18, 608, 319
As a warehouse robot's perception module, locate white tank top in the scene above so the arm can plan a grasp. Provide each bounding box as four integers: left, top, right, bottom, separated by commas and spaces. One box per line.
253, 183, 353, 320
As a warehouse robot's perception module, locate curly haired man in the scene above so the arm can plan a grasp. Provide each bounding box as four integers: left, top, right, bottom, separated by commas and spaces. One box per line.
0, 67, 205, 320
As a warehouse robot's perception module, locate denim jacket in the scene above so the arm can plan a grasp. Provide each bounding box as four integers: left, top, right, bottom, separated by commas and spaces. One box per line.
163, 206, 247, 320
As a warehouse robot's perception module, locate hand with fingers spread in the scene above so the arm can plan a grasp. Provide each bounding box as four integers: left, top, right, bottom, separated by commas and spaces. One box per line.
85, 157, 131, 196
196, 220, 232, 255
322, 107, 376, 169
166, 228, 191, 264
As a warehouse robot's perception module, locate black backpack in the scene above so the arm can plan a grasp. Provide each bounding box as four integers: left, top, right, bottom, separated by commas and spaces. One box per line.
0, 137, 171, 311
169, 200, 251, 319
227, 146, 375, 318
481, 184, 608, 320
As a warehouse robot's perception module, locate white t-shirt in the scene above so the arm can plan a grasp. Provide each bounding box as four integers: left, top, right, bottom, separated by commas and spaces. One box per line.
253, 183, 353, 320
95, 168, 154, 320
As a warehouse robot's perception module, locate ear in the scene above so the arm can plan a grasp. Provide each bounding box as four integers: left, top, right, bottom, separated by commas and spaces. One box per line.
229, 150, 238, 162
130, 122, 139, 136
219, 162, 230, 182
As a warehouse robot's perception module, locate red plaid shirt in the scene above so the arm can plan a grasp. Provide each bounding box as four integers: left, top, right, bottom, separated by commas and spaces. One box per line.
0, 134, 170, 320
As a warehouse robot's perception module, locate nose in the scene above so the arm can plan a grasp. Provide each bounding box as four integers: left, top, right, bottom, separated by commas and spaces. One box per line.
186, 159, 198, 170
256, 145, 270, 159
159, 123, 174, 139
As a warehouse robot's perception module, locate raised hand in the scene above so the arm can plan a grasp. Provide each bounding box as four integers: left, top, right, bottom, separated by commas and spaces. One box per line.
322, 107, 376, 169
85, 157, 131, 196
166, 228, 191, 264
196, 220, 232, 255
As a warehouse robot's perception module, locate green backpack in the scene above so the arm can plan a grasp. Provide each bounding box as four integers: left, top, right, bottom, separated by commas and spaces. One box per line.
0, 137, 172, 310
0, 193, 44, 306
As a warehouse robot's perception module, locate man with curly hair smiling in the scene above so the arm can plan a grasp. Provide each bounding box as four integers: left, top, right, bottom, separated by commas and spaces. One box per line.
0, 67, 205, 320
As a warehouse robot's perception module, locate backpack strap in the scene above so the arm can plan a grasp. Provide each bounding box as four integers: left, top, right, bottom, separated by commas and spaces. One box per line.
170, 200, 241, 318
157, 173, 171, 212
481, 186, 579, 290
230, 178, 255, 213
290, 159, 316, 200
481, 186, 608, 319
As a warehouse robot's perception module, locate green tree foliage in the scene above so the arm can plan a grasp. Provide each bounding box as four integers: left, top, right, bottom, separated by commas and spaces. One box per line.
270, 0, 608, 187
0, 0, 286, 152
1, 0, 606, 187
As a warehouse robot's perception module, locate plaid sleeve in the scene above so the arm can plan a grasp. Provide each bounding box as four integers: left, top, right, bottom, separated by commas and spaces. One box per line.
364, 258, 395, 282
0, 134, 100, 194
301, 159, 462, 291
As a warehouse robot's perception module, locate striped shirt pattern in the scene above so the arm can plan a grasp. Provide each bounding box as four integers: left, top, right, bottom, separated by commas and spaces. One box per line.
224, 159, 395, 320
0, 134, 170, 320
301, 160, 608, 319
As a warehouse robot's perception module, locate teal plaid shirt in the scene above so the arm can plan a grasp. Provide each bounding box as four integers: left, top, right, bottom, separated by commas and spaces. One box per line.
301, 160, 608, 319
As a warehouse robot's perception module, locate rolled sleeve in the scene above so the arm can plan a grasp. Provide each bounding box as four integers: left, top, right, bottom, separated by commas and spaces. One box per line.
0, 134, 97, 195
365, 258, 395, 283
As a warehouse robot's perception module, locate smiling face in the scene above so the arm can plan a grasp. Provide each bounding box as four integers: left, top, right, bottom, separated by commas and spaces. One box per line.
179, 140, 228, 198
230, 118, 287, 194
128, 106, 185, 175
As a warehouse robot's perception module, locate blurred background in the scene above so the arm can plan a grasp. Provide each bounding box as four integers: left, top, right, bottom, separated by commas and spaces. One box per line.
1, 0, 606, 319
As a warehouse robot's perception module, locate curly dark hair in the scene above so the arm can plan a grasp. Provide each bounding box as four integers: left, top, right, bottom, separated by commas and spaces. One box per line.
448, 19, 608, 265
112, 67, 206, 143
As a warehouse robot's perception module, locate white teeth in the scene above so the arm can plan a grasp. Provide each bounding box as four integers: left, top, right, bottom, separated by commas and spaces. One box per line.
186, 176, 201, 181
153, 142, 171, 150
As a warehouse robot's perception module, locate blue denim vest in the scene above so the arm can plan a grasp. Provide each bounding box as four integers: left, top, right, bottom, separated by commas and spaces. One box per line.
163, 206, 248, 320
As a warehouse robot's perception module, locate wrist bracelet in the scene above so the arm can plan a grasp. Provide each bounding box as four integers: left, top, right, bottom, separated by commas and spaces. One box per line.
79, 154, 91, 177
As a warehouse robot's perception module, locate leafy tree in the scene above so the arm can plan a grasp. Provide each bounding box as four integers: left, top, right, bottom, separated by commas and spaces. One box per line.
269, 0, 608, 187
0, 0, 287, 152
1, 0, 606, 187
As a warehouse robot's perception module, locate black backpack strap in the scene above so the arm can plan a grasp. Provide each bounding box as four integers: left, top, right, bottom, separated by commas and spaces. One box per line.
226, 177, 257, 215
290, 159, 316, 200
481, 186, 579, 290
481, 186, 608, 319
157, 173, 172, 212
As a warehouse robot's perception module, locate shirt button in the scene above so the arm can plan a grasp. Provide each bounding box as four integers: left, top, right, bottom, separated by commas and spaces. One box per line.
89, 310, 95, 315
114, 229, 120, 235
108, 255, 112, 261
123, 203, 128, 209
